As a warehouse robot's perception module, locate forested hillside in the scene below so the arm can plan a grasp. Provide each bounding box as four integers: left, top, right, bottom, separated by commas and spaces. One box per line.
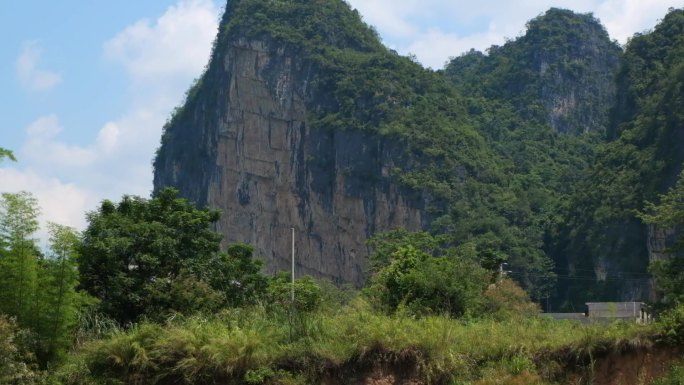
445, 7, 684, 309
550, 8, 684, 308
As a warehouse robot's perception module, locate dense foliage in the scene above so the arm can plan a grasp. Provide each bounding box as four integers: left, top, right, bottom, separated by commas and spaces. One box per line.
368, 245, 489, 317
0, 315, 42, 385
365, 230, 539, 319
79, 188, 267, 324
0, 192, 88, 364
0, 147, 16, 162
640, 171, 684, 306
550, 8, 684, 308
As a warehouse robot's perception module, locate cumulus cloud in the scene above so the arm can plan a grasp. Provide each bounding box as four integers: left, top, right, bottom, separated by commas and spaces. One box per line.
595, 0, 676, 43
4, 0, 220, 239
104, 0, 219, 84
15, 41, 62, 92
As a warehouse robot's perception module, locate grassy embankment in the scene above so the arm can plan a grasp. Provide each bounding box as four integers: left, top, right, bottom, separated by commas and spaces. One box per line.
50, 298, 666, 385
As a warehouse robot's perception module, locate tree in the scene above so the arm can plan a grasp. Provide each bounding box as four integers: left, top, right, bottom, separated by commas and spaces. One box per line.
0, 147, 16, 163
0, 193, 87, 365
78, 188, 266, 323
367, 245, 490, 318
482, 278, 540, 320
0, 192, 41, 327
267, 273, 323, 340
366, 229, 441, 273
207, 243, 268, 307
34, 224, 86, 362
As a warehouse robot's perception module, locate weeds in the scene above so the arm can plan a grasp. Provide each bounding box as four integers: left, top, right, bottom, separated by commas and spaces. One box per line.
49, 298, 658, 385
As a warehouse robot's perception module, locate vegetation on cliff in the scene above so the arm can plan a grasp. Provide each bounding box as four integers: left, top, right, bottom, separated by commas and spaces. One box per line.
550, 8, 684, 308
446, 8, 621, 135
157, 0, 573, 299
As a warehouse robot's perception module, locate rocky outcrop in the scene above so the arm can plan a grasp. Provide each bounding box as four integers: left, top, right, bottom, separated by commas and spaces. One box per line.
154, 20, 424, 285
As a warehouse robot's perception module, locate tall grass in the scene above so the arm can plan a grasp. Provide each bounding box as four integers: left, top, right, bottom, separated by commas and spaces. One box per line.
50, 300, 657, 385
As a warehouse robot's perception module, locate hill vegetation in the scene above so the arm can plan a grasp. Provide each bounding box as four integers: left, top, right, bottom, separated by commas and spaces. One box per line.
3, 1, 684, 384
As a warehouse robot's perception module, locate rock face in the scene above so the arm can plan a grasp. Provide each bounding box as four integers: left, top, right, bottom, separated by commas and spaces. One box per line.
446, 8, 622, 134
153, 1, 682, 303
154, 13, 424, 285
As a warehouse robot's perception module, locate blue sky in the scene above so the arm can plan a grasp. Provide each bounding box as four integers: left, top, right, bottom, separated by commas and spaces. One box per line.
0, 0, 680, 238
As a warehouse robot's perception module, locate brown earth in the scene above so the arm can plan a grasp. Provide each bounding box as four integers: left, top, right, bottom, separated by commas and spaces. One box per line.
586, 345, 683, 385
322, 345, 683, 385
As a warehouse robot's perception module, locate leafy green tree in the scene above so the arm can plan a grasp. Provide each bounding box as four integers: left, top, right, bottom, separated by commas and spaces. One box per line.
33, 223, 87, 362
208, 243, 268, 307
0, 192, 41, 328
368, 245, 489, 318
483, 278, 540, 320
142, 244, 268, 320
0, 147, 16, 163
79, 188, 266, 323
267, 273, 322, 313
0, 193, 89, 364
267, 273, 323, 340
367, 229, 441, 273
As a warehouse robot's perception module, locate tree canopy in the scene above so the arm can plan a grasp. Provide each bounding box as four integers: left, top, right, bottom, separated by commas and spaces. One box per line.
0, 147, 16, 163
79, 188, 267, 324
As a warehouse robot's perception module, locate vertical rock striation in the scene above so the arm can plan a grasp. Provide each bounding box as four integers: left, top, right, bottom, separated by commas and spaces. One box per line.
154, 3, 425, 285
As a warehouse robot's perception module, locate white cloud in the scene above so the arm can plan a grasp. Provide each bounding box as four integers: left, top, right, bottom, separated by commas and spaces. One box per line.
595, 0, 676, 44
5, 0, 220, 241
15, 41, 62, 92
104, 0, 219, 84
0, 167, 96, 244
404, 25, 506, 69
22, 115, 98, 169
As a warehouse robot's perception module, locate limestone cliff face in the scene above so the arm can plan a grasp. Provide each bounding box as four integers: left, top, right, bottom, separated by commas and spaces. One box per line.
154, 31, 424, 285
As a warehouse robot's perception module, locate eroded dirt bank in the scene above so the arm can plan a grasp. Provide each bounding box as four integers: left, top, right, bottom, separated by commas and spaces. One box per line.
321, 345, 683, 385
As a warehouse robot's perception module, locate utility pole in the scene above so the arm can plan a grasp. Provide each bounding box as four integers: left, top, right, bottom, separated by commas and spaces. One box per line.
499, 262, 509, 282
291, 227, 295, 302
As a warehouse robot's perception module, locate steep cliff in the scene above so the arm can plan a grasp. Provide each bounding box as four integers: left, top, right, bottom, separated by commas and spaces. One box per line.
550, 8, 684, 307
154, 0, 511, 286
154, 0, 684, 303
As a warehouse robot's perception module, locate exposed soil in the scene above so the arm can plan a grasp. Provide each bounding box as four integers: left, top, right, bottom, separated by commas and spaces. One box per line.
589, 345, 683, 385
322, 345, 683, 385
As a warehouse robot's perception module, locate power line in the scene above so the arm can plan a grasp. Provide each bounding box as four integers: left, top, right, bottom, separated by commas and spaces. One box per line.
507, 271, 651, 283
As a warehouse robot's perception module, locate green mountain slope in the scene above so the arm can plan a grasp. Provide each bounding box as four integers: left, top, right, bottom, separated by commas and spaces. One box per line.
445, 8, 621, 135
551, 8, 684, 308
444, 8, 625, 303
